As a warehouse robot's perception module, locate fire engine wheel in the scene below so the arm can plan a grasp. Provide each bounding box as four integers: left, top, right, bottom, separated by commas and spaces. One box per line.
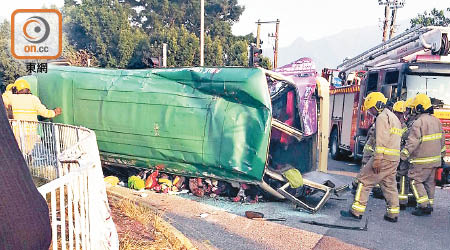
330, 129, 343, 160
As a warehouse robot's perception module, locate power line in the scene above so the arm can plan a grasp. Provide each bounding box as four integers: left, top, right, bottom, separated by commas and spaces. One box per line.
378, 0, 406, 41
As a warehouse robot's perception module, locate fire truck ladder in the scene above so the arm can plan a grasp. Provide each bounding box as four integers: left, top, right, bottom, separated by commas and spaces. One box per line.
337, 26, 450, 73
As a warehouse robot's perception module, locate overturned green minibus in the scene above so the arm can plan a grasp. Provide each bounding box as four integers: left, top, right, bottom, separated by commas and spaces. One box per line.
22, 65, 339, 213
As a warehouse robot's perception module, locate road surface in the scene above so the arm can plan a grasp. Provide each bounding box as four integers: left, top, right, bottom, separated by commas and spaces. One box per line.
110, 156, 450, 250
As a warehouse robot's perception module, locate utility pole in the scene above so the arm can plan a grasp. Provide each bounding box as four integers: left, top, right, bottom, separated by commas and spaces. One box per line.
256, 20, 261, 48
389, 8, 397, 39
378, 0, 406, 41
200, 0, 204, 66
259, 19, 280, 69
162, 43, 167, 68
382, 5, 390, 42
274, 19, 280, 68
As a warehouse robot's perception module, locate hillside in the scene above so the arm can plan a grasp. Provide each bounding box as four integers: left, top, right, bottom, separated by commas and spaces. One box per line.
266, 20, 410, 70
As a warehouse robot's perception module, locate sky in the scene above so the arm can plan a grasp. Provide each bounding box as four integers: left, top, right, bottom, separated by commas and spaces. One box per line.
1, 1, 64, 20
1, 0, 449, 47
233, 0, 450, 46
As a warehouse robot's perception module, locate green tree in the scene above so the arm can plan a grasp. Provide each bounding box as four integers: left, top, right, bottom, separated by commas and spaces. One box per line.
123, 0, 250, 67
63, 0, 257, 68
125, 0, 244, 36
205, 36, 224, 66
227, 40, 248, 66
260, 56, 273, 70
62, 34, 99, 67
0, 21, 26, 86
148, 25, 200, 67
410, 8, 450, 28
63, 0, 147, 68
127, 38, 154, 69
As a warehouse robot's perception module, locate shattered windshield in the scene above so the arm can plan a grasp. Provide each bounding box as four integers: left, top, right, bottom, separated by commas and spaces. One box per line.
267, 78, 290, 98
406, 74, 450, 106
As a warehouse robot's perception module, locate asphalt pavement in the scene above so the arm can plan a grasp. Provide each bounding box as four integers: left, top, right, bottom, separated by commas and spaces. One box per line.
170, 156, 450, 250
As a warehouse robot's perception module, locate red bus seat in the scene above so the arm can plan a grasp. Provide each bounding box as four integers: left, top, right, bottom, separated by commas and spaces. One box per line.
281, 91, 294, 144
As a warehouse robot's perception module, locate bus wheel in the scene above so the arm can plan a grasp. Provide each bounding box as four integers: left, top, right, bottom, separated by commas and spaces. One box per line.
330, 129, 343, 160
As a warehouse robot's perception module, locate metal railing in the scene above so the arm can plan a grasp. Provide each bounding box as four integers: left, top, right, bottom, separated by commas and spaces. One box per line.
10, 120, 119, 250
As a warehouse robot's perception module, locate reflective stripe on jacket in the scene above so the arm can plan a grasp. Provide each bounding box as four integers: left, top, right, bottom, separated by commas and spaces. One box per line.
401, 113, 445, 168
8, 94, 55, 121
374, 108, 402, 162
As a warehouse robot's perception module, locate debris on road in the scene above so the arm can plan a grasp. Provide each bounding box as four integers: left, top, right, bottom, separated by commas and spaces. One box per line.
104, 176, 120, 187
245, 211, 287, 222
128, 175, 145, 190
199, 213, 209, 218
103, 164, 350, 215
299, 217, 368, 231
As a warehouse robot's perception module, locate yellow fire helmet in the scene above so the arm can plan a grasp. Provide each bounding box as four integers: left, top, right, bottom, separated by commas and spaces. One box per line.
363, 92, 387, 111
413, 93, 432, 111
5, 83, 15, 92
405, 98, 414, 109
14, 79, 30, 92
393, 100, 406, 113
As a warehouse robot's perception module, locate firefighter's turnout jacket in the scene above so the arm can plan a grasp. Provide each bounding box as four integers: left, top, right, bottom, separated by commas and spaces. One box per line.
401, 113, 445, 208
374, 108, 402, 162
2, 91, 12, 104
4, 94, 56, 154
401, 113, 445, 168
352, 108, 402, 218
4, 94, 56, 121
2, 91, 13, 118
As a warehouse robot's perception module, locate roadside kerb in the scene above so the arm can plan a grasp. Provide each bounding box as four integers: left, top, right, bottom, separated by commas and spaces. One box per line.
107, 186, 197, 250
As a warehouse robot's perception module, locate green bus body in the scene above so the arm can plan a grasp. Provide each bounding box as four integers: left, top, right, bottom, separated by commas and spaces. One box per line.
25, 66, 272, 183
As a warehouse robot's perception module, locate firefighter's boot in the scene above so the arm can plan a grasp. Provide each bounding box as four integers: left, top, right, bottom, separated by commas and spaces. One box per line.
412, 206, 432, 216
383, 214, 398, 223
340, 210, 362, 220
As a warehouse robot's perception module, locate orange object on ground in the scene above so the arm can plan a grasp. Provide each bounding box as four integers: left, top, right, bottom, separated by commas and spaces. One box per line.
145, 170, 159, 189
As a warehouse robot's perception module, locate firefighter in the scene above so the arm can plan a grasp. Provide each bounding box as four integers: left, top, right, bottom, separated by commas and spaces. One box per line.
352, 123, 386, 199
400, 94, 445, 216
369, 101, 408, 201
5, 79, 62, 121
392, 101, 406, 124
392, 100, 411, 209
2, 83, 16, 118
341, 92, 402, 222
6, 79, 62, 153
2, 83, 15, 98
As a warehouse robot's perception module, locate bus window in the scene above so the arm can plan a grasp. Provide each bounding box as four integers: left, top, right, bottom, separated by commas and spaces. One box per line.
366, 72, 378, 94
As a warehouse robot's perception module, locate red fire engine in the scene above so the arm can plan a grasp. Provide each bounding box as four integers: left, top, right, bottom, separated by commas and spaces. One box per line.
323, 26, 450, 171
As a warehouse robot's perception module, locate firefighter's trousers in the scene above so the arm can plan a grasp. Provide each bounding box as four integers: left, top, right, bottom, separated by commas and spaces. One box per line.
352, 158, 400, 218
398, 161, 412, 206
12, 122, 39, 155
408, 166, 436, 208
398, 175, 410, 206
